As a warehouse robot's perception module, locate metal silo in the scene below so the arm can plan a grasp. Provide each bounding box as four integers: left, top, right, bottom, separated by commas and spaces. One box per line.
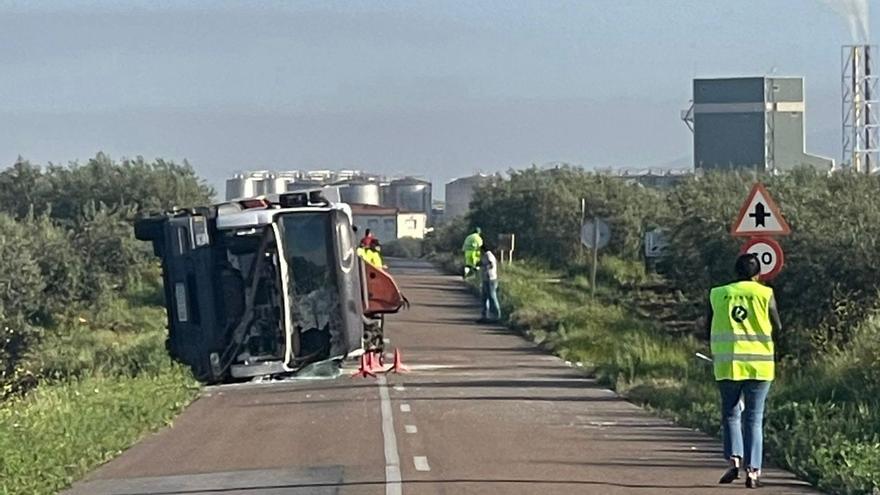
388, 177, 431, 215
225, 174, 246, 200
338, 180, 382, 206
445, 174, 490, 219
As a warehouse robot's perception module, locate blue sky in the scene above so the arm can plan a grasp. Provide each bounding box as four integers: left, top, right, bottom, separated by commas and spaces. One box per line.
0, 0, 874, 196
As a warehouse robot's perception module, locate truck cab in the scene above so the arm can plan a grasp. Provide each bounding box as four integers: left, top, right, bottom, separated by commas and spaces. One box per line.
135, 190, 405, 382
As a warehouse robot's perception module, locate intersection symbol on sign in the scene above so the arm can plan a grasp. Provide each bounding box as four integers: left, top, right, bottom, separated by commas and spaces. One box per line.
731, 183, 791, 237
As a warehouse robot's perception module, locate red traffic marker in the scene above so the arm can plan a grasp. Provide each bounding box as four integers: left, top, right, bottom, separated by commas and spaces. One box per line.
739, 237, 785, 281
367, 351, 386, 373
351, 353, 376, 378
387, 348, 409, 374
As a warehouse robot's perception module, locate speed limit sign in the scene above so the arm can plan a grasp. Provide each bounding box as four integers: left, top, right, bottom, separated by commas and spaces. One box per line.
739, 238, 784, 281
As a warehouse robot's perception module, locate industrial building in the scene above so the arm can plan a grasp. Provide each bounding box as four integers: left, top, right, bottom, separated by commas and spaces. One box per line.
684, 77, 833, 172
383, 177, 432, 219
349, 204, 427, 242
444, 174, 491, 221
225, 170, 434, 225
225, 170, 387, 201
336, 179, 382, 206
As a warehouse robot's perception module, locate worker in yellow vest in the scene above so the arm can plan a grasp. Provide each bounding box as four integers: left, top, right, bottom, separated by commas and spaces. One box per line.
359, 238, 385, 270
705, 253, 781, 488
461, 227, 483, 278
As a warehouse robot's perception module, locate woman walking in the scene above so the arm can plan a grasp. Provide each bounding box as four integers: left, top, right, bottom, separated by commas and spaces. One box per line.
705, 254, 782, 488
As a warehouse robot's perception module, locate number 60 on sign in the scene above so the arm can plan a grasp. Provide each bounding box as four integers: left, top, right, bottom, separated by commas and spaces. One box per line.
739, 238, 784, 281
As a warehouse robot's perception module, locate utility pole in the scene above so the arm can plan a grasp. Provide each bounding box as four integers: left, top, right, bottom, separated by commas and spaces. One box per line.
579, 198, 586, 259
591, 217, 598, 300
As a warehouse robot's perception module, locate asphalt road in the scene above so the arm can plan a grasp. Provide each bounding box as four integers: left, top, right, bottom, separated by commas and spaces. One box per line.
65, 259, 818, 495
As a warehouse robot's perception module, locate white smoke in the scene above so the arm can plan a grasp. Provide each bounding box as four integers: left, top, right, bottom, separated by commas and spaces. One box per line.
820, 0, 870, 42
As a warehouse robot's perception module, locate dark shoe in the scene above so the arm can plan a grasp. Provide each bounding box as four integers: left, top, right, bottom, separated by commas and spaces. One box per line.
475, 317, 489, 323
745, 474, 761, 489
718, 467, 740, 484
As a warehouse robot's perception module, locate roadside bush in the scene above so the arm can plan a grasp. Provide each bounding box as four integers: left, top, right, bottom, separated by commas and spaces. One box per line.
0, 154, 210, 493
73, 204, 151, 304
663, 169, 880, 359
0, 154, 214, 221
25, 215, 86, 316
0, 214, 45, 319
383, 237, 424, 258
566, 255, 649, 288
467, 166, 667, 266
0, 153, 213, 390
424, 216, 469, 256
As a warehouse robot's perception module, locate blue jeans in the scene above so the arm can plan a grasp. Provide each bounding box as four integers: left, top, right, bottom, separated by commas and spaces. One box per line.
481, 280, 501, 320
718, 379, 772, 471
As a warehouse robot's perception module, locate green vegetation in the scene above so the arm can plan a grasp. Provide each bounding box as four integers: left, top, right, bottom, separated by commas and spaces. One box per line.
383, 236, 425, 258
0, 368, 197, 494
428, 165, 880, 495
0, 154, 211, 494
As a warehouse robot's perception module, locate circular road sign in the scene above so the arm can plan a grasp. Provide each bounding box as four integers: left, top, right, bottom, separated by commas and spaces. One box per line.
739, 237, 784, 281
581, 218, 611, 250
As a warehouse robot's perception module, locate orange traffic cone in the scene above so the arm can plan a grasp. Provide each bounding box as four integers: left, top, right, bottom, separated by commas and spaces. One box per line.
366, 351, 382, 373
371, 351, 387, 372
387, 348, 408, 374
351, 353, 376, 378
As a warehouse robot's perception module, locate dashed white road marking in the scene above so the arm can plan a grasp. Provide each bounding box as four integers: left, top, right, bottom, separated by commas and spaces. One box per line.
400, 404, 411, 413
383, 338, 391, 344
393, 384, 405, 392
405, 424, 418, 434
413, 456, 431, 472
377, 376, 402, 495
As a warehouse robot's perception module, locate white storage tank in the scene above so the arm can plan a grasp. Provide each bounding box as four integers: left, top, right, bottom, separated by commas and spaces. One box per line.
388, 177, 431, 216
338, 180, 381, 206
445, 174, 490, 219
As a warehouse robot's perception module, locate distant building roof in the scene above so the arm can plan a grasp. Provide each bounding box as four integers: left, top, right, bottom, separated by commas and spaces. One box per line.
446, 173, 491, 185
595, 168, 693, 177
391, 176, 431, 185
349, 203, 398, 215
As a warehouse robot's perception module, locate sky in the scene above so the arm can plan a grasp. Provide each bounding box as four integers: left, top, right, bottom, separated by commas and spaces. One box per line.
0, 0, 875, 197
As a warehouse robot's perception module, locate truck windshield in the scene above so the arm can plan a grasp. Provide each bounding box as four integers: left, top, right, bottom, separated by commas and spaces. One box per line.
277, 212, 341, 357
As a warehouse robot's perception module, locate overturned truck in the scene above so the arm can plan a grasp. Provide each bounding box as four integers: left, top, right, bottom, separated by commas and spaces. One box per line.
134, 190, 406, 383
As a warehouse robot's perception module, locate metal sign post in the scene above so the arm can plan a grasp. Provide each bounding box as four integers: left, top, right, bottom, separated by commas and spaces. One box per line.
498, 233, 516, 265
592, 220, 599, 299
581, 217, 610, 299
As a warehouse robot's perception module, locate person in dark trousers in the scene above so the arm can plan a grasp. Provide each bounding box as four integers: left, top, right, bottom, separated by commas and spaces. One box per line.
704, 254, 782, 488
477, 244, 501, 323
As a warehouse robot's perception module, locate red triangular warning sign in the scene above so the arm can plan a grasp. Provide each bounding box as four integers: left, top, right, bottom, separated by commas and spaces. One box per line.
731, 183, 791, 237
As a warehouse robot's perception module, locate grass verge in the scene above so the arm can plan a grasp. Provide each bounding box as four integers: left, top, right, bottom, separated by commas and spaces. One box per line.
0, 366, 198, 495
439, 254, 880, 495
1, 285, 200, 495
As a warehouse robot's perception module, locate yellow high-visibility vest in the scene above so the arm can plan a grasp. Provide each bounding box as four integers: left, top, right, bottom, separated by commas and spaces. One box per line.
359, 248, 383, 269
709, 281, 775, 381
462, 232, 483, 252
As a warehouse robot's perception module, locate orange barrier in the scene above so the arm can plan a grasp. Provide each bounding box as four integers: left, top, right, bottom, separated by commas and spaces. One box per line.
364, 264, 408, 315
387, 348, 408, 374
351, 353, 376, 378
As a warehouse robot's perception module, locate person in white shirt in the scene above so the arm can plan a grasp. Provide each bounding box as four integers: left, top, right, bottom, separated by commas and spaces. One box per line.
477, 245, 501, 323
